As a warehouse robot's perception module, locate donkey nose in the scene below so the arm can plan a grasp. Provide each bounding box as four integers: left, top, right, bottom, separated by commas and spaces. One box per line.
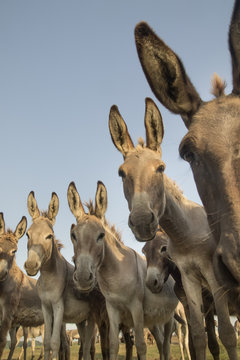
73, 271, 78, 283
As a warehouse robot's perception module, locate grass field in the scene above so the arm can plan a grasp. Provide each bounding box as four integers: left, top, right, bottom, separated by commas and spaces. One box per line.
2, 338, 240, 360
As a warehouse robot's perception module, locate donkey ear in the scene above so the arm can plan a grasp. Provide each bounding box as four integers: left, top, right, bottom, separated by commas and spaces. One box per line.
229, 0, 240, 94
144, 98, 164, 152
95, 181, 107, 220
48, 192, 59, 224
135, 22, 201, 128
0, 213, 5, 235
14, 216, 27, 241
27, 191, 40, 220
67, 182, 85, 223
109, 105, 134, 158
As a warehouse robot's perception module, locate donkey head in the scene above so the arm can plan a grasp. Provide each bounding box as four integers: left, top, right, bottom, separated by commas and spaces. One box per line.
109, 97, 165, 241
134, 1, 240, 289
67, 181, 107, 293
24, 191, 59, 276
0, 213, 27, 281
142, 229, 171, 293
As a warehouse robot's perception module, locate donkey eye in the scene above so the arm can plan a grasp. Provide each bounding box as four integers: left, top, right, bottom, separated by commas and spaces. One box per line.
160, 246, 167, 253
156, 164, 165, 173
118, 168, 126, 179
97, 232, 105, 242
10, 249, 17, 256
182, 151, 195, 164
71, 233, 76, 241
46, 234, 53, 240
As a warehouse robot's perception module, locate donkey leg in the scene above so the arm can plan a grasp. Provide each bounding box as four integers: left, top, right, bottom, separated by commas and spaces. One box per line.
97, 322, 109, 360
162, 318, 174, 360
121, 325, 134, 360
131, 303, 146, 360
149, 325, 163, 359
181, 276, 206, 360
42, 303, 53, 360
0, 317, 12, 358
7, 327, 18, 360
105, 303, 121, 360
209, 278, 238, 360
204, 303, 219, 360
51, 301, 64, 360
22, 327, 29, 360
77, 318, 95, 360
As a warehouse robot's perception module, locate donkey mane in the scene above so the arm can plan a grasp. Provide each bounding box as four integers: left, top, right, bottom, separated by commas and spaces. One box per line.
211, 73, 226, 98
3, 229, 17, 244
164, 176, 186, 203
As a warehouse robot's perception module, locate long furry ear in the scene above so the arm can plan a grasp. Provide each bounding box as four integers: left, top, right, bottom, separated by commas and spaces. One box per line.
48, 192, 59, 224
67, 182, 85, 223
135, 22, 201, 128
229, 0, 240, 94
27, 191, 40, 220
109, 105, 134, 158
14, 216, 27, 241
144, 98, 164, 152
0, 213, 5, 235
95, 181, 107, 220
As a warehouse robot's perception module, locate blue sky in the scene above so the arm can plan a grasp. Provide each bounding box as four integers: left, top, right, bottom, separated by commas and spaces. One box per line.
0, 0, 234, 272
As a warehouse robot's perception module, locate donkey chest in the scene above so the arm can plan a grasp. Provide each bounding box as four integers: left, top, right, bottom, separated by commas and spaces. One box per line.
37, 276, 65, 304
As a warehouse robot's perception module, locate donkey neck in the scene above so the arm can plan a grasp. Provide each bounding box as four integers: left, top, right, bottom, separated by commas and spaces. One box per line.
160, 175, 211, 247
99, 229, 125, 271
40, 238, 64, 275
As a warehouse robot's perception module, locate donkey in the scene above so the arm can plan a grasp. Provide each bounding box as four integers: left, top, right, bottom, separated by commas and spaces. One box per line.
67, 180, 180, 360
134, 0, 240, 296
142, 230, 191, 360
109, 97, 238, 360
24, 191, 102, 360
8, 325, 44, 360
0, 213, 70, 360
142, 229, 219, 360
0, 213, 46, 360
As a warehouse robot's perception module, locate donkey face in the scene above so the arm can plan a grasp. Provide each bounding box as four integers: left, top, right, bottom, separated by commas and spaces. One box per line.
109, 98, 165, 241
142, 230, 170, 293
134, 2, 240, 289
71, 219, 104, 292
0, 213, 27, 281
68, 181, 107, 293
24, 191, 59, 276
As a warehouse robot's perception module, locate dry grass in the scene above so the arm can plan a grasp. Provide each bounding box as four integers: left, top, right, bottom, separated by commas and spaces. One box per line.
2, 338, 240, 360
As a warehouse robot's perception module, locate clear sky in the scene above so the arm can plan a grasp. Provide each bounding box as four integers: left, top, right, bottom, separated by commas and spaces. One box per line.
0, 0, 234, 272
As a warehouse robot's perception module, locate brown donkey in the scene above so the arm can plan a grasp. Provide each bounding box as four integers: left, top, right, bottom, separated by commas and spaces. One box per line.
109, 98, 237, 360
142, 229, 220, 360
67, 180, 180, 360
0, 213, 44, 360
24, 191, 99, 360
134, 0, 240, 297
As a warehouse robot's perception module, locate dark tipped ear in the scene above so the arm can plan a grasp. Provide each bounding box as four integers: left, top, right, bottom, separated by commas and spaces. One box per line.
48, 192, 59, 224
229, 0, 240, 94
95, 181, 107, 220
14, 216, 27, 241
109, 105, 134, 158
67, 182, 85, 223
0, 213, 5, 235
135, 22, 201, 128
27, 191, 40, 220
144, 98, 164, 152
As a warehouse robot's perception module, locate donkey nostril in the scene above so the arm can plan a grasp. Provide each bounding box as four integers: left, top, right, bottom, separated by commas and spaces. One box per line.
129, 215, 134, 227
154, 279, 158, 287
89, 273, 93, 281
73, 272, 78, 282
151, 212, 155, 223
